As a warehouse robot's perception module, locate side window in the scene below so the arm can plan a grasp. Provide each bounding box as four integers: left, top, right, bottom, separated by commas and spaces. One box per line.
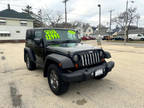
35, 30, 42, 39
137, 34, 141, 37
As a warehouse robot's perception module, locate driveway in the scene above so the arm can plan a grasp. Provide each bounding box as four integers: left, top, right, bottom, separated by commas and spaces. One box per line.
0, 42, 144, 108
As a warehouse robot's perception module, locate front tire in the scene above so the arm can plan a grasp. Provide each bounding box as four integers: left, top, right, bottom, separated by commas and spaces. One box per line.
47, 64, 69, 95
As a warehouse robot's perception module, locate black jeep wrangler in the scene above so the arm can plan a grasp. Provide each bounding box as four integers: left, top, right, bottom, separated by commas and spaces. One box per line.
24, 28, 114, 95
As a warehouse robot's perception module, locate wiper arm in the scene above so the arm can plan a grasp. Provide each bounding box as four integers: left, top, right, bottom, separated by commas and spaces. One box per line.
62, 40, 78, 43
47, 41, 61, 44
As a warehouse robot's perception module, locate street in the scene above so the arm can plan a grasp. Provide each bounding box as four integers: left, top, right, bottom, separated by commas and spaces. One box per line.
0, 41, 144, 108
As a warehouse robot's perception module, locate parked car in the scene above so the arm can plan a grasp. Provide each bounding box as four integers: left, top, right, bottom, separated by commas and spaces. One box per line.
112, 36, 124, 40
24, 28, 114, 95
88, 36, 96, 40
102, 36, 112, 40
128, 34, 144, 41
81, 36, 90, 40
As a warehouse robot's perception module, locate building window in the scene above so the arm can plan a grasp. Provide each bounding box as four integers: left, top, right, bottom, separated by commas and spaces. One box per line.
16, 31, 20, 33
0, 19, 6, 25
20, 21, 27, 26
21, 23, 27, 26
0, 31, 10, 37
0, 33, 11, 37
89, 29, 91, 32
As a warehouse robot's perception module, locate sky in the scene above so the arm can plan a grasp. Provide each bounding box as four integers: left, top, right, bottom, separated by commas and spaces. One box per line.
0, 0, 144, 27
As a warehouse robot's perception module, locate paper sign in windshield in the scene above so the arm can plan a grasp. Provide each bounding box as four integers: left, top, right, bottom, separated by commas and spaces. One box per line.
44, 30, 60, 40
68, 30, 76, 35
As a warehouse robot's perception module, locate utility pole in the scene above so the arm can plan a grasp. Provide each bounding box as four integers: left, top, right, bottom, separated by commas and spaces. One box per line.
109, 10, 114, 34
124, 0, 128, 44
97, 4, 102, 46
136, 16, 140, 27
98, 4, 101, 36
124, 0, 134, 44
62, 0, 69, 24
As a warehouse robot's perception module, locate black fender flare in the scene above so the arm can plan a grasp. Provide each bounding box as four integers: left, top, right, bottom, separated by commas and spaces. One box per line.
24, 47, 35, 62
104, 51, 111, 59
43, 54, 74, 77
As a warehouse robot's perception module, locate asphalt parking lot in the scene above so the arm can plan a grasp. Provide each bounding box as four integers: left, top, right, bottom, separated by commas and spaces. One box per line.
0, 41, 144, 108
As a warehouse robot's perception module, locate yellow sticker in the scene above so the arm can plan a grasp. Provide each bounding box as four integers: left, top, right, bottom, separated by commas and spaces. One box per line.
44, 30, 60, 40
68, 30, 76, 35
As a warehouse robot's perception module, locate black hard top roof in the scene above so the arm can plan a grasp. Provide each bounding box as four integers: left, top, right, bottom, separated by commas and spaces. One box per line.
28, 27, 76, 31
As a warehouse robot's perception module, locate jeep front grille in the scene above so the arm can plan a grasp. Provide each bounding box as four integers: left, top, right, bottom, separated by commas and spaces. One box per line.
80, 51, 102, 67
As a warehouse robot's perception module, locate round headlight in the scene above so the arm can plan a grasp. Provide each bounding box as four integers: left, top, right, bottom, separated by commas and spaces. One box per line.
73, 55, 79, 62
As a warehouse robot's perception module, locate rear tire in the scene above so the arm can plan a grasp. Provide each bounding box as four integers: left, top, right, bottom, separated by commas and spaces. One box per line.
25, 53, 36, 70
128, 38, 133, 41
47, 64, 69, 95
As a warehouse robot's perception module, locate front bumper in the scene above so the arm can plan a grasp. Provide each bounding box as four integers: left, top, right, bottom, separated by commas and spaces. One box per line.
60, 61, 115, 82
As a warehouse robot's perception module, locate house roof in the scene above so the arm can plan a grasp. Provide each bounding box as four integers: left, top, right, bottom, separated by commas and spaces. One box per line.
0, 9, 33, 20
83, 26, 89, 32
92, 27, 97, 31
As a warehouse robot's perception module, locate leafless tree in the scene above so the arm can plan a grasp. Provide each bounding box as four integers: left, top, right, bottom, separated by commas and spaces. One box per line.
112, 7, 140, 41
22, 5, 33, 14
42, 9, 63, 27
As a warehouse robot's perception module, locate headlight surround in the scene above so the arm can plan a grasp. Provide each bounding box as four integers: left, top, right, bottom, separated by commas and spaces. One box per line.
100, 51, 103, 57
104, 51, 111, 58
73, 54, 79, 62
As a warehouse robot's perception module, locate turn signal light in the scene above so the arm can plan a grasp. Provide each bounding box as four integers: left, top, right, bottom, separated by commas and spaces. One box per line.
58, 63, 62, 67
101, 58, 105, 62
75, 64, 79, 69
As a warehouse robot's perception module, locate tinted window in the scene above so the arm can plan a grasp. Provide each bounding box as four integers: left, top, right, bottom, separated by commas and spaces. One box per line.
26, 30, 35, 39
35, 30, 42, 39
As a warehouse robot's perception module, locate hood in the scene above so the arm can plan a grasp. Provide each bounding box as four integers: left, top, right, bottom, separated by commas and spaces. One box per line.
46, 43, 101, 55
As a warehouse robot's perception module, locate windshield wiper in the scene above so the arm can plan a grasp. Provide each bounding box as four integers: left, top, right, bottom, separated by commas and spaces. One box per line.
62, 40, 78, 43
47, 41, 62, 44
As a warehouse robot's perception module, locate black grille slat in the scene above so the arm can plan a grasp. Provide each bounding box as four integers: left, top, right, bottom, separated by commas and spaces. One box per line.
97, 52, 100, 62
86, 54, 90, 65
90, 53, 93, 65
84, 54, 87, 66
81, 55, 84, 66
92, 53, 95, 64
94, 52, 97, 63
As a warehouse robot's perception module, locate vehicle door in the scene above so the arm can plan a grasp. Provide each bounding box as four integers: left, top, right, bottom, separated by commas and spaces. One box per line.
33, 30, 44, 65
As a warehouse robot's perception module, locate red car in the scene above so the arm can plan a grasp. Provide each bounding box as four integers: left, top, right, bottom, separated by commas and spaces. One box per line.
81, 36, 96, 40
88, 36, 96, 40
81, 36, 90, 40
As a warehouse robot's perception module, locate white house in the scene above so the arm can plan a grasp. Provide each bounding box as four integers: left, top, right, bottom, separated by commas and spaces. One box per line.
84, 26, 94, 36
75, 26, 84, 38
75, 25, 97, 38
0, 5, 33, 42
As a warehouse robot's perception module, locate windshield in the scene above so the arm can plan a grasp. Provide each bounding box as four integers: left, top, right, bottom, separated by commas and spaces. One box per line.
43, 29, 78, 42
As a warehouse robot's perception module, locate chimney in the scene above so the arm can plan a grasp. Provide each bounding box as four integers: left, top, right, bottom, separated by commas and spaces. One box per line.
8, 4, 10, 10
